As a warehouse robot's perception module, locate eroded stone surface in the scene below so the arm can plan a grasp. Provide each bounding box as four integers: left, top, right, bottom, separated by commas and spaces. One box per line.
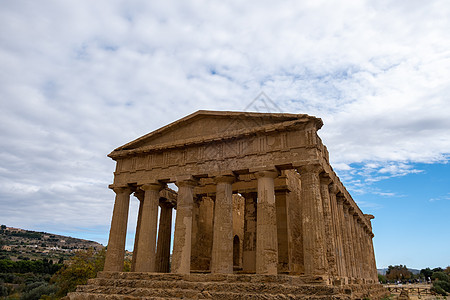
87, 111, 386, 298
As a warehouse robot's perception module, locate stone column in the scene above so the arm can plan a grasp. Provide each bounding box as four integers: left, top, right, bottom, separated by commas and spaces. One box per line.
255, 170, 279, 275
357, 219, 369, 280
135, 183, 163, 272
275, 190, 289, 273
211, 175, 235, 274
336, 195, 350, 279
319, 176, 337, 277
242, 192, 257, 273
365, 215, 378, 281
349, 208, 362, 279
298, 165, 328, 276
194, 196, 214, 271
155, 201, 174, 273
104, 186, 132, 272
329, 184, 345, 278
172, 177, 197, 274
343, 202, 357, 279
131, 190, 144, 272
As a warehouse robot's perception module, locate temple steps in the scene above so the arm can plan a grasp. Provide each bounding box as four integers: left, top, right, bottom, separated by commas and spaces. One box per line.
65, 272, 388, 300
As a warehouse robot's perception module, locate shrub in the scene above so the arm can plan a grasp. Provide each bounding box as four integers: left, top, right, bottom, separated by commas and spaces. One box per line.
0, 280, 9, 297
432, 271, 449, 282
431, 284, 448, 296
20, 282, 57, 300
52, 247, 105, 297
434, 280, 450, 293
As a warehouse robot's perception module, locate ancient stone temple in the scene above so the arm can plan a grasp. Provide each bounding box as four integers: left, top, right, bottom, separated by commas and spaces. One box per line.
68, 111, 388, 299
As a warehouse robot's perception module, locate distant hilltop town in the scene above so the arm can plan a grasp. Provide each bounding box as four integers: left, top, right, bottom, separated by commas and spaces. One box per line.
0, 225, 103, 262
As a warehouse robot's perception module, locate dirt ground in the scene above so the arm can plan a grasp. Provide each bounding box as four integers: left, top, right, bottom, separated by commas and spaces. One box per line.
385, 284, 449, 300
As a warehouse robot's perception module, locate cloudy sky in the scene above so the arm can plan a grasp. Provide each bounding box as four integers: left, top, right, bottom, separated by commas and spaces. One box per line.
1, 0, 449, 269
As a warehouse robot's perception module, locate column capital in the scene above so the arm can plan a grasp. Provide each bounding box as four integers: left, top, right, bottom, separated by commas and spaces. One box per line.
175, 176, 198, 188
160, 200, 176, 209
319, 174, 332, 185
213, 175, 236, 184
110, 185, 133, 195
348, 206, 355, 214
364, 214, 375, 221
254, 170, 278, 179
336, 194, 346, 204
342, 202, 351, 212
141, 182, 165, 191
328, 183, 339, 195
297, 164, 323, 174
134, 190, 145, 201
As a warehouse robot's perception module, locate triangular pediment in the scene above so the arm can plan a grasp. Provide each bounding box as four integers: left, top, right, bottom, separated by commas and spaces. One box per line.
109, 110, 321, 157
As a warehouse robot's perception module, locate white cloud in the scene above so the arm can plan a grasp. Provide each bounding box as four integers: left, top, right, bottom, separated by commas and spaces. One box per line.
429, 193, 450, 202
0, 0, 449, 242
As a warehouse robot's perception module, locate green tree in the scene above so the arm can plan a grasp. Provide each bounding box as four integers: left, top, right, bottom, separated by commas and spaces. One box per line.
378, 274, 387, 284
445, 266, 450, 275
386, 265, 412, 282
52, 247, 106, 297
431, 271, 450, 296
420, 267, 433, 280
432, 272, 450, 282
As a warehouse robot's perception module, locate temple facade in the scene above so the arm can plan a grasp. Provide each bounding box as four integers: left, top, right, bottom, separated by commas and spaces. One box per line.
104, 110, 379, 284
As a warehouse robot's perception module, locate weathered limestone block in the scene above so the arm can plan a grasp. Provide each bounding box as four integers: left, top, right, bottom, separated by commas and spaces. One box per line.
99, 110, 384, 296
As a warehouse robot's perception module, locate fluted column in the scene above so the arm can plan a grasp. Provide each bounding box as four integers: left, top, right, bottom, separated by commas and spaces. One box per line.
104, 186, 132, 272
329, 184, 345, 278
211, 175, 235, 274
155, 201, 175, 273
242, 192, 257, 273
131, 190, 144, 272
172, 177, 197, 274
336, 195, 350, 279
369, 233, 378, 281
298, 165, 328, 276
135, 183, 163, 272
349, 208, 362, 279
365, 214, 378, 281
343, 202, 357, 279
357, 219, 369, 280
320, 176, 337, 277
255, 170, 279, 274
